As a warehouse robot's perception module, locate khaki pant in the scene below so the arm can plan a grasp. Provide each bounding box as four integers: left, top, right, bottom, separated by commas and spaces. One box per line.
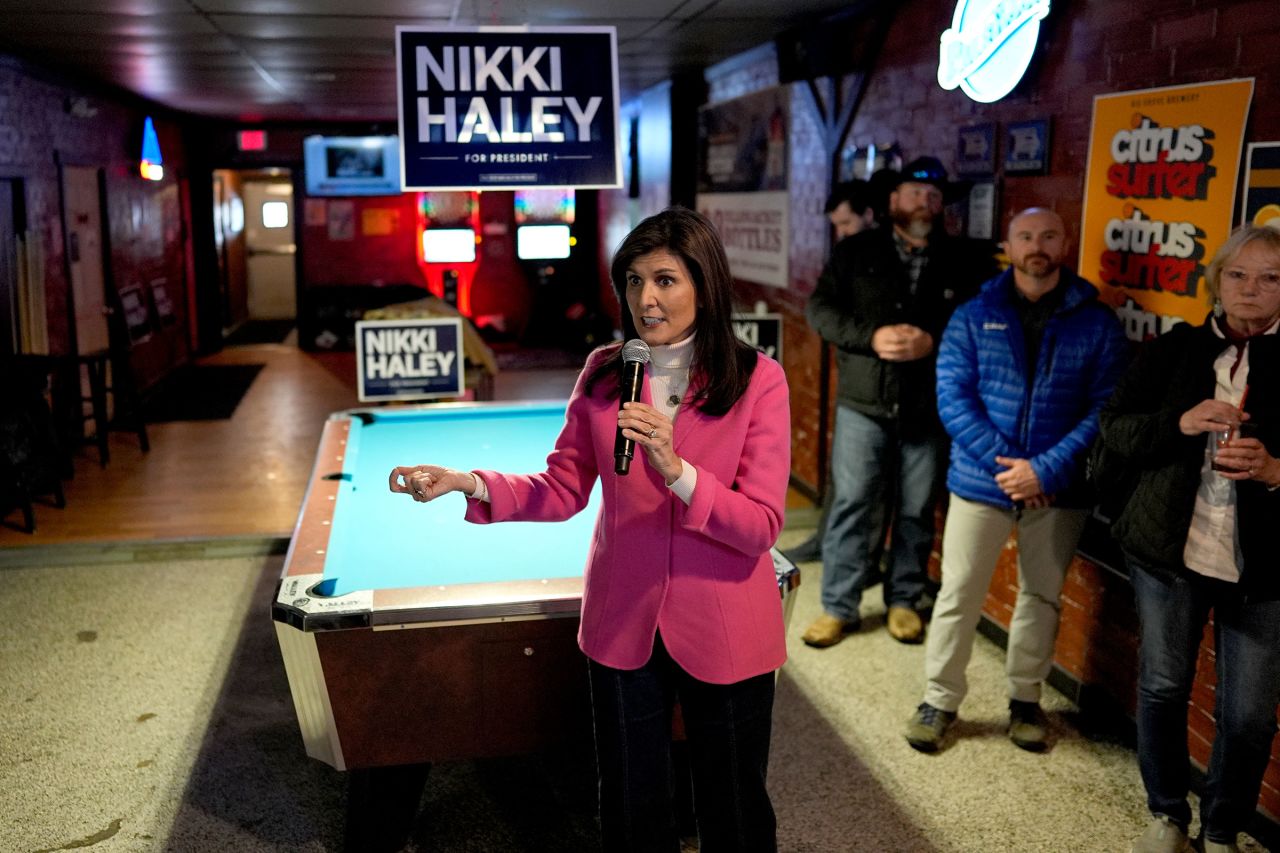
923, 495, 1088, 713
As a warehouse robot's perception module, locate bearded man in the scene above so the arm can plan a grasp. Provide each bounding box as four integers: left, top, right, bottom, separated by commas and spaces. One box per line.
801, 157, 998, 647
904, 207, 1127, 752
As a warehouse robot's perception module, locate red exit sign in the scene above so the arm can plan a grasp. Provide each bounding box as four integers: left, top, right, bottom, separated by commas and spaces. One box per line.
237, 130, 268, 151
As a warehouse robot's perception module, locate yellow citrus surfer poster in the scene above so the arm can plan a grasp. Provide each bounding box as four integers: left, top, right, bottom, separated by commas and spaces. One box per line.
1079, 79, 1254, 340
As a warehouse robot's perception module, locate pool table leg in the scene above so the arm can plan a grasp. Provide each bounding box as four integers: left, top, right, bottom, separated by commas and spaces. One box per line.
343, 763, 432, 853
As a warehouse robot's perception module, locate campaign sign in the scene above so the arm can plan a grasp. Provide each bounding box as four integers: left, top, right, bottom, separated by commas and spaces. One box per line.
732, 314, 783, 363
396, 26, 621, 191
356, 318, 464, 402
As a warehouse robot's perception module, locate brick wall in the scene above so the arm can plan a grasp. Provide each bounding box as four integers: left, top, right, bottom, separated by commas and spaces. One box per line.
0, 54, 190, 388
709, 0, 1280, 822
300, 192, 427, 290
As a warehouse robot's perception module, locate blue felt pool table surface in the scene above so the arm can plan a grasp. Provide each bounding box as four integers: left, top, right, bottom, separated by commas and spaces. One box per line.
274, 401, 602, 630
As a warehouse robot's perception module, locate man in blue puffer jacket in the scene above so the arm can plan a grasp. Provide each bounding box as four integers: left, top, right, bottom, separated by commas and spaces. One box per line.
904, 208, 1129, 753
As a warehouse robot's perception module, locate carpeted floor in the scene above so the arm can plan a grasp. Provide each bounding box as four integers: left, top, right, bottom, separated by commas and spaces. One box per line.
223, 320, 296, 347
0, 527, 1269, 852
141, 364, 265, 422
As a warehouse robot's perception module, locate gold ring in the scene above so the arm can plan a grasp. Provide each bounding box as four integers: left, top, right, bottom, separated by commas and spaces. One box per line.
648, 428, 656, 439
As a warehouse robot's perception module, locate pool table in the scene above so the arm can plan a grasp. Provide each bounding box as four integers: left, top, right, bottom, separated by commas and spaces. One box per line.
272, 401, 800, 773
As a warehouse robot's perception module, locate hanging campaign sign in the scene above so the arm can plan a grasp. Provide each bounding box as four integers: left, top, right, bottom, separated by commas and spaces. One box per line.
1079, 79, 1254, 340
356, 318, 464, 402
396, 26, 621, 191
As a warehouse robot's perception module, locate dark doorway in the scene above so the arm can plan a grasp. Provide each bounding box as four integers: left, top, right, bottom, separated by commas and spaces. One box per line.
0, 178, 22, 356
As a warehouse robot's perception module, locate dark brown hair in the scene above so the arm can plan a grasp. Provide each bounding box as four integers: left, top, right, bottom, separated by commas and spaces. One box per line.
585, 207, 757, 416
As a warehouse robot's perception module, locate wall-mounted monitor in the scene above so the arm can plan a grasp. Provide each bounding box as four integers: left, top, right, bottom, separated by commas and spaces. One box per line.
516, 224, 572, 260
304, 135, 401, 197
422, 228, 477, 263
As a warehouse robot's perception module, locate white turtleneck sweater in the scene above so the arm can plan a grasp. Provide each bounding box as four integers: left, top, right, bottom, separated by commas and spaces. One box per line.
470, 335, 698, 505
648, 334, 698, 504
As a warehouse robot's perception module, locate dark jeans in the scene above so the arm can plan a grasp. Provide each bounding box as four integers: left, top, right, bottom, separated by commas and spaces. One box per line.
587, 633, 777, 853
1129, 556, 1280, 843
819, 406, 941, 620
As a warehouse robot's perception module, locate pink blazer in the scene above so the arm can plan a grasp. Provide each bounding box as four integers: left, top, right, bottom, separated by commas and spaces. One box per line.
465, 348, 791, 685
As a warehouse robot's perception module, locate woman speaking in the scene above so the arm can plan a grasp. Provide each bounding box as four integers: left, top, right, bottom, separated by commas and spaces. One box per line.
390, 207, 791, 853
1100, 226, 1280, 853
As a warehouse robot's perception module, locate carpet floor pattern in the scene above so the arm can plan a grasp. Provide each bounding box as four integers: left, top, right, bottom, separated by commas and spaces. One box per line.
0, 526, 1267, 852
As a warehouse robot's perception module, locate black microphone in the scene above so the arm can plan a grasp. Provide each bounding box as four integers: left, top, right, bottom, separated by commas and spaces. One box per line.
614, 338, 651, 475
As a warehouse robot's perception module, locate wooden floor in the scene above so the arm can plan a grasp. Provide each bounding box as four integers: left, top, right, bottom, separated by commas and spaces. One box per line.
0, 338, 580, 546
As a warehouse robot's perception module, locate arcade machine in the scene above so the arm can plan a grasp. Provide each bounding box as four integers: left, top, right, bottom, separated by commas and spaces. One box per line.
416, 191, 480, 312
513, 188, 607, 351
416, 190, 538, 347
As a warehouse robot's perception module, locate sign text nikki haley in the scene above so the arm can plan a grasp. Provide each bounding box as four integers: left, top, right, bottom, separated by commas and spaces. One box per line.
397, 26, 621, 190
356, 318, 464, 402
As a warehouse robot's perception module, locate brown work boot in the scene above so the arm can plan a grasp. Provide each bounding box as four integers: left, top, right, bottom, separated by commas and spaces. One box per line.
887, 606, 924, 643
801, 613, 857, 647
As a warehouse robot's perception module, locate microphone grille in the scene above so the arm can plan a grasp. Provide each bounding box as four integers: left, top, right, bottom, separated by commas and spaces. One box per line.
621, 338, 651, 364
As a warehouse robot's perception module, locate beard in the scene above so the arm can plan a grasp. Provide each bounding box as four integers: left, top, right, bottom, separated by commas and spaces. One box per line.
891, 206, 934, 239
1015, 253, 1055, 277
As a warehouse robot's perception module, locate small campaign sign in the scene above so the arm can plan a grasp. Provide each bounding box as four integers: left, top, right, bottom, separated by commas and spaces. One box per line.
356, 318, 464, 402
732, 313, 783, 363
396, 26, 621, 190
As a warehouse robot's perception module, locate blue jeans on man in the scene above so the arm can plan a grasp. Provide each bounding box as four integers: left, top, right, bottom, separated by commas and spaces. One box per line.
820, 405, 941, 624
1129, 557, 1280, 845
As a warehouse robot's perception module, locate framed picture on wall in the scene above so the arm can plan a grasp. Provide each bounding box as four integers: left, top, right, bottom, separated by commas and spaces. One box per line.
149, 277, 176, 326
1005, 119, 1051, 175
118, 283, 153, 344
955, 123, 996, 176
966, 181, 998, 240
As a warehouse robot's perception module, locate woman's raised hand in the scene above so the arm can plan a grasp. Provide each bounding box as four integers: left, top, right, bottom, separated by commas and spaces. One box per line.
617, 402, 683, 485
389, 465, 477, 503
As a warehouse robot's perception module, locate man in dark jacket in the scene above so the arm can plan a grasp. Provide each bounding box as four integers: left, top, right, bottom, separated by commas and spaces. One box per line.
903, 208, 1128, 753
801, 157, 997, 647
784, 180, 879, 565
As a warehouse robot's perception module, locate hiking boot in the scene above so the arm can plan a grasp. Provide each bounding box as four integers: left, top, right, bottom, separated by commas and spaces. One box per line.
1008, 700, 1048, 751
800, 613, 858, 647
1201, 838, 1241, 853
904, 702, 955, 752
1130, 815, 1191, 853
886, 606, 924, 643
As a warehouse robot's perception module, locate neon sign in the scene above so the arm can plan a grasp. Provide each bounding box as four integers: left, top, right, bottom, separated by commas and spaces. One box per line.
139, 116, 164, 181
937, 0, 1050, 104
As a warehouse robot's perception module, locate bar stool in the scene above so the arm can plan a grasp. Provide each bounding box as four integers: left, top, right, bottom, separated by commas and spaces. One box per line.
0, 357, 67, 533
15, 348, 150, 468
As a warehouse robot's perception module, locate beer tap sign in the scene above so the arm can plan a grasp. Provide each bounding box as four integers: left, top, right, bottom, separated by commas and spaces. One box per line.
1079, 79, 1255, 339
